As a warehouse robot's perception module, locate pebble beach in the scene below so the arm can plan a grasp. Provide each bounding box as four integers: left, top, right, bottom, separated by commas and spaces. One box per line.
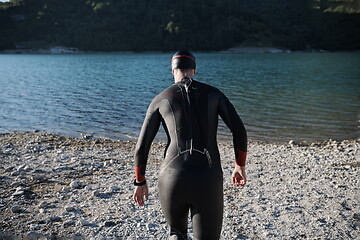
0, 131, 359, 239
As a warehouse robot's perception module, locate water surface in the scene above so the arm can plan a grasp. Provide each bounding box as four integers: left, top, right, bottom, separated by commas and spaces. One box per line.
0, 52, 359, 142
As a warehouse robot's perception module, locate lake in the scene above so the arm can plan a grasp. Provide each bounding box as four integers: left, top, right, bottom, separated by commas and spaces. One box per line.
0, 52, 359, 143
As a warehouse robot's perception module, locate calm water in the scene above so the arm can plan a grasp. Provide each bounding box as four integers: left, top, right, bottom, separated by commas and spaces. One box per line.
0, 53, 359, 143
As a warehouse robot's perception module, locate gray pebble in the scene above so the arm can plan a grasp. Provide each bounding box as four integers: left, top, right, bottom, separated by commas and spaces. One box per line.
65, 206, 75, 212
50, 215, 61, 222
4, 166, 14, 172
10, 171, 21, 176
63, 220, 75, 227
12, 190, 25, 196
11, 206, 21, 213
25, 232, 46, 239
16, 186, 27, 191
32, 175, 47, 181
93, 190, 101, 197
29, 224, 40, 230
61, 211, 70, 216
80, 219, 91, 226
17, 164, 26, 171
109, 186, 120, 192
104, 221, 116, 227
38, 201, 48, 208
70, 180, 81, 189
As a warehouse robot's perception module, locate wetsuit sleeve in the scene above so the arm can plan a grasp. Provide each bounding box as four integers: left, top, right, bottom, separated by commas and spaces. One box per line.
218, 93, 247, 167
134, 99, 161, 182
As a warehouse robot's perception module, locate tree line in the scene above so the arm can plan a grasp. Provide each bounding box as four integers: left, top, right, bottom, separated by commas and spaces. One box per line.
0, 0, 359, 51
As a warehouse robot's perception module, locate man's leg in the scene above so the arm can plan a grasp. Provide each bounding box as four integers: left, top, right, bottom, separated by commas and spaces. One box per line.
166, 203, 189, 239
159, 175, 189, 239
190, 175, 224, 240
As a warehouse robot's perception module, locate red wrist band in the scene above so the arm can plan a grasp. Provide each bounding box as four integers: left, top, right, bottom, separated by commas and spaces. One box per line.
134, 165, 146, 182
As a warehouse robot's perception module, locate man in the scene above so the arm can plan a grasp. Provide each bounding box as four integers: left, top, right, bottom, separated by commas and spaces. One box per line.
133, 50, 247, 240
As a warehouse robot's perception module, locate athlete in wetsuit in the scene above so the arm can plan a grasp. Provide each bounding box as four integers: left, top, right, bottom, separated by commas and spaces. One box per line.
133, 51, 247, 240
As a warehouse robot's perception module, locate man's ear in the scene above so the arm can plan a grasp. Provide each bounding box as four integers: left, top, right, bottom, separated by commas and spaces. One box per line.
172, 69, 174, 75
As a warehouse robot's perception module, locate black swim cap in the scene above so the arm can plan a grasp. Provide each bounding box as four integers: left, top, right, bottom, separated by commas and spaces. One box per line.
171, 50, 196, 70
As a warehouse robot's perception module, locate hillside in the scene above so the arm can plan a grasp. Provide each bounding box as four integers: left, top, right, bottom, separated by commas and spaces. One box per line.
0, 0, 359, 51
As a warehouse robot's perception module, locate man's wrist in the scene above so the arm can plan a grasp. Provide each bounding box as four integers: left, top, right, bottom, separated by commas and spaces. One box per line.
134, 179, 147, 186
235, 164, 245, 168
235, 149, 247, 166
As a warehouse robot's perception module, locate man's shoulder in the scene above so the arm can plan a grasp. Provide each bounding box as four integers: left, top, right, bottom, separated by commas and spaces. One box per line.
151, 84, 178, 101
194, 80, 223, 94
198, 81, 215, 89
158, 83, 179, 96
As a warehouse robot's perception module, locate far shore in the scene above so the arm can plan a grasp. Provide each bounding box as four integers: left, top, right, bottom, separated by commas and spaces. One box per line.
1, 46, 359, 55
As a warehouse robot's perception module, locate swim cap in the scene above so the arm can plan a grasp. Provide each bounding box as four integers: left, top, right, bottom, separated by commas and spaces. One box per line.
171, 50, 196, 70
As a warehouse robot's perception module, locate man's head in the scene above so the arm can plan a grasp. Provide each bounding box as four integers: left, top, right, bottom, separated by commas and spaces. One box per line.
171, 50, 196, 82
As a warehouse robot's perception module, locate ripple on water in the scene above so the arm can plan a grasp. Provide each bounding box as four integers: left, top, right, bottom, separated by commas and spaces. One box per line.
0, 53, 359, 142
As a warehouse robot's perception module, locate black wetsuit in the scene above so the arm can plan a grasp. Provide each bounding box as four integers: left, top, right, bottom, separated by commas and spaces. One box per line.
134, 78, 247, 240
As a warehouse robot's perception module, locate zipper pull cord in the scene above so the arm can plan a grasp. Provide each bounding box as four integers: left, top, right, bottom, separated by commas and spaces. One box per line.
183, 77, 193, 93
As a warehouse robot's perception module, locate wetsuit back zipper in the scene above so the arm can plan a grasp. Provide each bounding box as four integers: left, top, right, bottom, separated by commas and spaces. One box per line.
183, 78, 193, 154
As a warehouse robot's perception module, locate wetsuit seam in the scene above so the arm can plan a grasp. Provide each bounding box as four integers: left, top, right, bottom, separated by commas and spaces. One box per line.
193, 148, 212, 168
160, 148, 212, 175
163, 89, 188, 123
159, 151, 187, 175
205, 148, 213, 168
162, 98, 180, 151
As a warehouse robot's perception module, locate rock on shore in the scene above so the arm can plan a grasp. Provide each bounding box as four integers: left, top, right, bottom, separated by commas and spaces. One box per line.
0, 131, 359, 239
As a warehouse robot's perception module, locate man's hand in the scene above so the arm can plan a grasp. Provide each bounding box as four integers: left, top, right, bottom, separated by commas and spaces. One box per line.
133, 184, 149, 207
232, 165, 246, 187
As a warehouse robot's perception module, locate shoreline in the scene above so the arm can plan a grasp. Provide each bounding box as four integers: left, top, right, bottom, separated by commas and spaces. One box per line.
2, 129, 359, 147
0, 131, 359, 239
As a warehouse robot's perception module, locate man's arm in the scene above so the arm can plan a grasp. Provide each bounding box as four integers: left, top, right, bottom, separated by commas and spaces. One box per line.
218, 92, 247, 186
133, 100, 161, 206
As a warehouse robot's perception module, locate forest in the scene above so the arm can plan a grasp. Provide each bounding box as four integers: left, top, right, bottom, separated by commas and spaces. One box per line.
0, 0, 359, 51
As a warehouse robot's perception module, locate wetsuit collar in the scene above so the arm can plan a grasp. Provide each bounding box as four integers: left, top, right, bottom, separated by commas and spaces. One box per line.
176, 77, 193, 87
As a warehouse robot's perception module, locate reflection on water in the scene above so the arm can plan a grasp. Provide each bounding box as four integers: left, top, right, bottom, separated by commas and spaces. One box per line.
0, 53, 359, 142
